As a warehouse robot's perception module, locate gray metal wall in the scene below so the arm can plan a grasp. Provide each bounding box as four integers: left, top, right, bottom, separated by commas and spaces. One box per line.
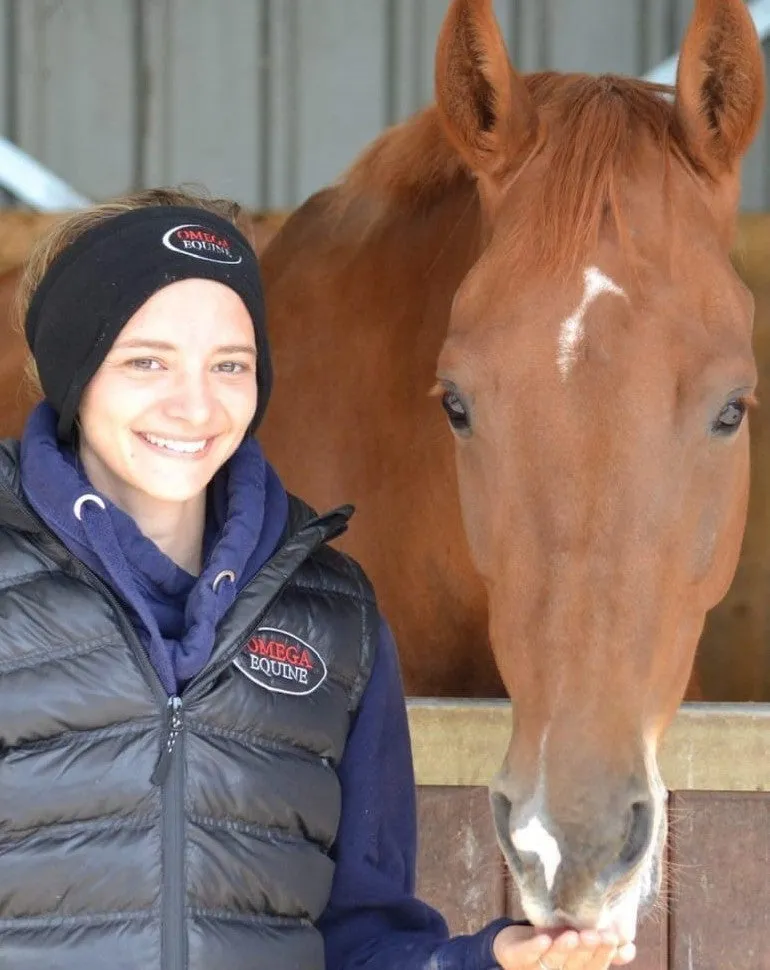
1, 0, 768, 211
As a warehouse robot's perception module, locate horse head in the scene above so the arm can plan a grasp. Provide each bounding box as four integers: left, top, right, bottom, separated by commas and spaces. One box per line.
432, 0, 764, 937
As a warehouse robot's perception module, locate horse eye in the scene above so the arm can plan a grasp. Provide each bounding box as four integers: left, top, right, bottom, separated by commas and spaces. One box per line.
441, 389, 471, 434
713, 399, 747, 435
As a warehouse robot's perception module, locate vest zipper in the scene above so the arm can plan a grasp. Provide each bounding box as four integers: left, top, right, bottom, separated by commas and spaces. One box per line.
77, 568, 187, 970
152, 696, 183, 785
73, 568, 188, 970
28, 530, 188, 970
161, 695, 186, 970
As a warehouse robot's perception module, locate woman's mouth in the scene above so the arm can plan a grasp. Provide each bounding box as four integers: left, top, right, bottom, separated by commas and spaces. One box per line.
137, 431, 214, 458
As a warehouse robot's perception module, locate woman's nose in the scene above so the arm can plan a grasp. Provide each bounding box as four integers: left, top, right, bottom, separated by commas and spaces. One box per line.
165, 371, 216, 425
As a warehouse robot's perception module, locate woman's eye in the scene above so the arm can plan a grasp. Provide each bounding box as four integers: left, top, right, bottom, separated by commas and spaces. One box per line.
129, 358, 161, 371
712, 399, 748, 435
441, 388, 471, 435
215, 361, 248, 374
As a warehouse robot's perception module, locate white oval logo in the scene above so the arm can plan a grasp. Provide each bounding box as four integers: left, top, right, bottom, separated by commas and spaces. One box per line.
233, 627, 328, 697
161, 223, 243, 264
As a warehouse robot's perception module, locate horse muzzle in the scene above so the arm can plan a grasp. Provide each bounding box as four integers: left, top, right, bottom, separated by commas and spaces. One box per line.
489, 774, 666, 939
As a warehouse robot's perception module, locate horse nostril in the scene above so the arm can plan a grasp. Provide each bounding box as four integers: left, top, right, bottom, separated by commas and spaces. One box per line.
490, 789, 512, 836
618, 798, 654, 871
490, 790, 524, 875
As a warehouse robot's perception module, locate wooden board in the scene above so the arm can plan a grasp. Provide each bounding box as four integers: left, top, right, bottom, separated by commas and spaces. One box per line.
669, 791, 770, 970
416, 787, 506, 936
408, 701, 770, 791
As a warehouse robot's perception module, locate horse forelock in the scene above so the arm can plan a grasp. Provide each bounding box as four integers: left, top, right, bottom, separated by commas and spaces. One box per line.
330, 73, 706, 274
516, 73, 705, 275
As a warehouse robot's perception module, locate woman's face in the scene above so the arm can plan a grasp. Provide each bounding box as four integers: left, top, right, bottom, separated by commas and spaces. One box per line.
78, 278, 258, 512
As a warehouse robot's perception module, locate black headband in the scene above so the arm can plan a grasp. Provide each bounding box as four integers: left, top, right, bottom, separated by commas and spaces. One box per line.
24, 205, 271, 442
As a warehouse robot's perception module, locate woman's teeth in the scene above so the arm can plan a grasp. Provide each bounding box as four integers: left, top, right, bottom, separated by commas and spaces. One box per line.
142, 433, 208, 454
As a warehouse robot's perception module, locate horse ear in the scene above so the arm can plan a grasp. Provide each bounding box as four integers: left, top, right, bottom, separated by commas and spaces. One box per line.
434, 0, 537, 183
675, 0, 765, 175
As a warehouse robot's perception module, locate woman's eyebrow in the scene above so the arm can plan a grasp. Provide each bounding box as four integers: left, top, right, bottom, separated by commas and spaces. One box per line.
113, 338, 177, 351
113, 338, 256, 357
214, 344, 258, 357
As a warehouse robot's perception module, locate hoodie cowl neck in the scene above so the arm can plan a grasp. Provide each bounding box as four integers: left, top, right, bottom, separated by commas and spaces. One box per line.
20, 402, 288, 694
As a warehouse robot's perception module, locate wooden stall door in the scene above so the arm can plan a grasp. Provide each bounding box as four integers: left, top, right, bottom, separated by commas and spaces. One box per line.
669, 791, 770, 970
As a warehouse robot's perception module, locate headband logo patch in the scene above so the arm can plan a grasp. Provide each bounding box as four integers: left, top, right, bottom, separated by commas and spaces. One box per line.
162, 223, 243, 264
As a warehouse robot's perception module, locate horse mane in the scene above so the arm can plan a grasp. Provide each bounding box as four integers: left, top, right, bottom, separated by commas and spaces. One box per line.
330, 73, 703, 275
328, 108, 473, 237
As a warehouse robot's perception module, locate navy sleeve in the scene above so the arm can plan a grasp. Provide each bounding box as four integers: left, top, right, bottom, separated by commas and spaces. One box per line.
318, 617, 515, 970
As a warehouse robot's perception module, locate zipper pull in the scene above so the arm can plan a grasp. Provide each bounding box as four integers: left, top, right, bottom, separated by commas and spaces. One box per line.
151, 696, 183, 786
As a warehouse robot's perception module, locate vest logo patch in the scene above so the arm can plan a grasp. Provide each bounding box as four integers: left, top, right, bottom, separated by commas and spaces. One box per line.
233, 627, 328, 696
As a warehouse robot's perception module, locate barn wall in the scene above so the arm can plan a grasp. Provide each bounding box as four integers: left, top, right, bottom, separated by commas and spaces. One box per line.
1, 0, 768, 210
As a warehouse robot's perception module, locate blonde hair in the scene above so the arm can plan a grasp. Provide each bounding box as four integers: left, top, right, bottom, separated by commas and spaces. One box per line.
16, 186, 248, 397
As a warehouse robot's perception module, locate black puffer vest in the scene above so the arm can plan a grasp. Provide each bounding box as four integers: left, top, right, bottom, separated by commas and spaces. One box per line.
0, 441, 378, 970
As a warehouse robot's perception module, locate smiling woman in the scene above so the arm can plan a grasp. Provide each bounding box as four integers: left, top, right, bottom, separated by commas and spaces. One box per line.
77, 279, 259, 567
0, 185, 635, 970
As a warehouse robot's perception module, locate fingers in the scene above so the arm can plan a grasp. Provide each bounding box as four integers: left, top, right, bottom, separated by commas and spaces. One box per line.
573, 935, 618, 970
491, 926, 555, 968
539, 930, 631, 970
535, 930, 581, 968
612, 942, 637, 965
492, 926, 636, 970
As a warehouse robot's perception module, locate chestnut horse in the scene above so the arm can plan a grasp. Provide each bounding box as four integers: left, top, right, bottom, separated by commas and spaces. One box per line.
256, 0, 765, 937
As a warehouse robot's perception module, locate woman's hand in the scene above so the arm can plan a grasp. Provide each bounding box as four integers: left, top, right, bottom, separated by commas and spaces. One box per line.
492, 925, 637, 969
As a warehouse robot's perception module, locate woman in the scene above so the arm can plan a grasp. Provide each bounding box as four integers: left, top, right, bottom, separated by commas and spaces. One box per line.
0, 188, 635, 970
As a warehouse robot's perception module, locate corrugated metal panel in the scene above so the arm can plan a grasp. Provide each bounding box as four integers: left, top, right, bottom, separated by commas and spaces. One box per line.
672, 0, 696, 38
0, 0, 10, 207
0, 1, 11, 139
270, 0, 389, 204
264, 0, 299, 210
1, 0, 769, 210
545, 0, 643, 74
638, 0, 675, 69
13, 0, 138, 200
742, 41, 770, 210
508, 0, 548, 73
0, 0, 11, 206
389, 0, 440, 123
138, 0, 267, 205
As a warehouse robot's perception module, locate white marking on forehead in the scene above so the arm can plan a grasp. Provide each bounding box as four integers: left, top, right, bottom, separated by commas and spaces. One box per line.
512, 816, 562, 891
557, 265, 626, 379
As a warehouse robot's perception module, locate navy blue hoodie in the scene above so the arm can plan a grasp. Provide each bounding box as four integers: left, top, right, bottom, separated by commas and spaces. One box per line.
19, 402, 512, 970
